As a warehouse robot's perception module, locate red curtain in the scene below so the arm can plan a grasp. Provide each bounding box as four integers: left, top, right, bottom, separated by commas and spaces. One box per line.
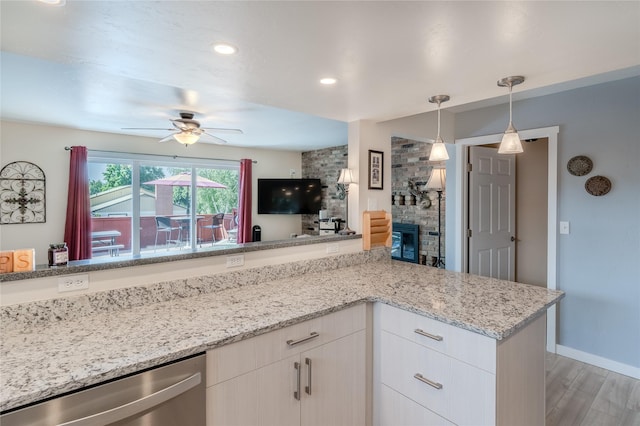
64, 146, 92, 260
237, 159, 252, 243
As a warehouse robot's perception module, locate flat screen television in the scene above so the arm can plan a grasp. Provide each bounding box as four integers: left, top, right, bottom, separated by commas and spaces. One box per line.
258, 178, 322, 214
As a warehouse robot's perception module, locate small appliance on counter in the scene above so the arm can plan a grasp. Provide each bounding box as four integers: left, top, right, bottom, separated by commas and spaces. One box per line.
318, 217, 342, 235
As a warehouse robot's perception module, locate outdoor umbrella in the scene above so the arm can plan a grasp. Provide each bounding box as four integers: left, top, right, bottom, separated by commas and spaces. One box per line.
144, 172, 227, 188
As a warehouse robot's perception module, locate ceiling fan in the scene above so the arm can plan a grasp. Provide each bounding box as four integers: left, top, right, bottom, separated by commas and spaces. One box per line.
123, 112, 243, 145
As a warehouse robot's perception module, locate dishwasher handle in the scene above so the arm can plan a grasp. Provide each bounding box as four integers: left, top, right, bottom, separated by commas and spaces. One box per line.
57, 372, 202, 426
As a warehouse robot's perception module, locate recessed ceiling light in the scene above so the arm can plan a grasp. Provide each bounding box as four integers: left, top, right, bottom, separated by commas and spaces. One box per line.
320, 78, 337, 85
212, 43, 238, 55
38, 0, 65, 5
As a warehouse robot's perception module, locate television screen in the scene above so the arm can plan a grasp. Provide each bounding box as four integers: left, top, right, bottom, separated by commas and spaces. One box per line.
258, 179, 322, 214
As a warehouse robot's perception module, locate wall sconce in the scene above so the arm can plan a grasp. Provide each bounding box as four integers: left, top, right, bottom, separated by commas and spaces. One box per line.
497, 76, 525, 154
426, 167, 446, 268
407, 178, 431, 209
428, 95, 450, 161
337, 168, 356, 235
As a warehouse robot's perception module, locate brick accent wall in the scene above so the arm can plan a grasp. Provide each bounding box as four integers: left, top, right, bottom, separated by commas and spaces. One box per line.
301, 145, 348, 235
391, 137, 446, 265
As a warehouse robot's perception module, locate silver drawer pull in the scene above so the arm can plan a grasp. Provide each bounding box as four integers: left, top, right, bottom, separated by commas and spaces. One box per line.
294, 362, 301, 400
286, 332, 319, 346
414, 328, 443, 341
414, 373, 443, 390
305, 357, 312, 395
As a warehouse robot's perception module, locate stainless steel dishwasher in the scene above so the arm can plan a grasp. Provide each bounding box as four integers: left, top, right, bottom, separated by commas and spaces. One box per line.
1, 353, 206, 426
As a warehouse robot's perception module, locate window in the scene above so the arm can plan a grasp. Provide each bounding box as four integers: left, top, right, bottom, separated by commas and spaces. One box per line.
88, 151, 239, 258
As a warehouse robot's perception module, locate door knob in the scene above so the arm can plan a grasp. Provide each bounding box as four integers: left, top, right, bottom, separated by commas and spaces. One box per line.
510, 236, 516, 242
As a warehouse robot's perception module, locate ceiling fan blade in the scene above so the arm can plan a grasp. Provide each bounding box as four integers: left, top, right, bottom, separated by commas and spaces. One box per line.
122, 127, 175, 131
172, 121, 189, 131
203, 132, 228, 144
159, 133, 177, 143
200, 127, 244, 134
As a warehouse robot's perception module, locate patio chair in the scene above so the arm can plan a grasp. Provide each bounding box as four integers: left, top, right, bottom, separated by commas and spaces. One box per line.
227, 212, 239, 243
154, 216, 181, 251
199, 213, 225, 246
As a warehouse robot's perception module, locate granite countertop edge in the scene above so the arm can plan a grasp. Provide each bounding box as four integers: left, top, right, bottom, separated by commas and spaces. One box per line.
0, 262, 564, 412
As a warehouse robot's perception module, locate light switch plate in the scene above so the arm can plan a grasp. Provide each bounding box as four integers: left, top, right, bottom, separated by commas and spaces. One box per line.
559, 221, 570, 234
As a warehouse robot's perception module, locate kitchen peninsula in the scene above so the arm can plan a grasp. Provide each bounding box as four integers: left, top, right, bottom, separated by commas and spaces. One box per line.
1, 249, 563, 424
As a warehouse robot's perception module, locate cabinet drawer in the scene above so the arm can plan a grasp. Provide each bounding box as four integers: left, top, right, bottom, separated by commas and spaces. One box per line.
379, 384, 454, 426
208, 303, 366, 385
377, 303, 496, 373
380, 330, 495, 425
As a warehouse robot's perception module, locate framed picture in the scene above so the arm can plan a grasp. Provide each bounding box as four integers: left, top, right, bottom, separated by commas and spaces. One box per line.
368, 150, 383, 190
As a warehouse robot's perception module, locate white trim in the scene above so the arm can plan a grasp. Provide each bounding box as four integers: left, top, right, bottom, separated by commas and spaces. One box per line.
556, 345, 640, 379
454, 126, 559, 351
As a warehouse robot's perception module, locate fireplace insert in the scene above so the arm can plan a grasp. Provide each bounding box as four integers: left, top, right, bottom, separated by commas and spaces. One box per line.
391, 222, 419, 264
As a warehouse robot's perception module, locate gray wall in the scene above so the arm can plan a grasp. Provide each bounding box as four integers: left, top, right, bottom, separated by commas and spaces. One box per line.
454, 76, 640, 368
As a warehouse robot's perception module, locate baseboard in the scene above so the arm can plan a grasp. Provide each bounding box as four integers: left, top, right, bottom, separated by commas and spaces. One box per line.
556, 344, 640, 379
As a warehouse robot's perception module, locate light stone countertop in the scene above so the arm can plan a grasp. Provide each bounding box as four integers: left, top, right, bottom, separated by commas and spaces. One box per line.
0, 260, 564, 412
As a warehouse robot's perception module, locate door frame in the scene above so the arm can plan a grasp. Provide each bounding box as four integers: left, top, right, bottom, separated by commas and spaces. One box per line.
453, 126, 559, 352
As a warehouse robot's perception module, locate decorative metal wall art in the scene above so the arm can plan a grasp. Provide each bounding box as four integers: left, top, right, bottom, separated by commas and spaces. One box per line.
0, 161, 46, 224
585, 175, 612, 196
567, 155, 593, 176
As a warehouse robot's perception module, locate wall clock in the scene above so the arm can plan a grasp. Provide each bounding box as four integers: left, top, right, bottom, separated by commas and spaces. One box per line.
0, 161, 46, 224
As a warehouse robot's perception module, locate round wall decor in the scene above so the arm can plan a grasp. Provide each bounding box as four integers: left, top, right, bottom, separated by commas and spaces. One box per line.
585, 175, 611, 196
567, 155, 593, 176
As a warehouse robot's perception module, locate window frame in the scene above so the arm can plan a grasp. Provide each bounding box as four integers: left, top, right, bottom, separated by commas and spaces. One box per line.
88, 150, 239, 257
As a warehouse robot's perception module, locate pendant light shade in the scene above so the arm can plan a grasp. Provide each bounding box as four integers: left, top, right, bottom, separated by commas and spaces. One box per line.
497, 76, 525, 154
428, 95, 450, 161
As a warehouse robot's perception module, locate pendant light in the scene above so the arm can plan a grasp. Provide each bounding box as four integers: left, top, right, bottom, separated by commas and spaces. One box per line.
497, 76, 525, 154
428, 95, 450, 161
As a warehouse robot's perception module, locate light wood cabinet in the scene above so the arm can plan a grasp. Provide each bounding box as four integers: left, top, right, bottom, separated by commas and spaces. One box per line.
206, 304, 367, 426
373, 303, 546, 426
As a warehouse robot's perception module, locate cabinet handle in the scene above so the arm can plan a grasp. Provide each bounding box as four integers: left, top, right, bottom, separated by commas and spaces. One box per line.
414, 373, 443, 390
294, 362, 301, 400
286, 332, 320, 347
414, 328, 443, 341
305, 357, 312, 395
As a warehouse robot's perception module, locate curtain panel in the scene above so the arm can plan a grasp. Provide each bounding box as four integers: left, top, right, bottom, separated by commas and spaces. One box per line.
237, 159, 252, 243
63, 146, 92, 260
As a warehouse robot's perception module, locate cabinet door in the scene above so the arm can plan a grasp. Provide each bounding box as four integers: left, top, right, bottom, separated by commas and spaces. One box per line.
301, 330, 366, 426
207, 355, 300, 426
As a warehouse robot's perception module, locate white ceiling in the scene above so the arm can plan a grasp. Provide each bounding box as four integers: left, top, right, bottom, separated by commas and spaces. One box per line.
1, 1, 639, 151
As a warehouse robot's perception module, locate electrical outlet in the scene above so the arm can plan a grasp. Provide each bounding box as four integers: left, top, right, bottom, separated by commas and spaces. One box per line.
226, 254, 245, 268
326, 244, 340, 254
290, 168, 296, 177
58, 274, 89, 293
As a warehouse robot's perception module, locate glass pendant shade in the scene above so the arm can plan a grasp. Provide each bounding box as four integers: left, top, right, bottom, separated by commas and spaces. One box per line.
426, 167, 446, 190
174, 132, 200, 145
429, 137, 449, 161
498, 122, 523, 154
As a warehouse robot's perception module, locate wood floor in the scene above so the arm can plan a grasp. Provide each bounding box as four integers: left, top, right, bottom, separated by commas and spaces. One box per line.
546, 352, 640, 425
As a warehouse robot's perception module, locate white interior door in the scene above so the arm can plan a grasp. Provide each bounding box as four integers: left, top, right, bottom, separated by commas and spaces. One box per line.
468, 146, 516, 280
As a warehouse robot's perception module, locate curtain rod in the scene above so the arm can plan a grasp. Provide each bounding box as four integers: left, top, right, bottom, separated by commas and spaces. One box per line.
64, 146, 257, 164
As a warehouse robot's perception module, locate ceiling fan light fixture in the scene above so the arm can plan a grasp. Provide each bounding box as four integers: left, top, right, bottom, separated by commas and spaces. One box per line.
212, 43, 238, 55
497, 76, 525, 154
428, 94, 450, 161
174, 132, 200, 145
